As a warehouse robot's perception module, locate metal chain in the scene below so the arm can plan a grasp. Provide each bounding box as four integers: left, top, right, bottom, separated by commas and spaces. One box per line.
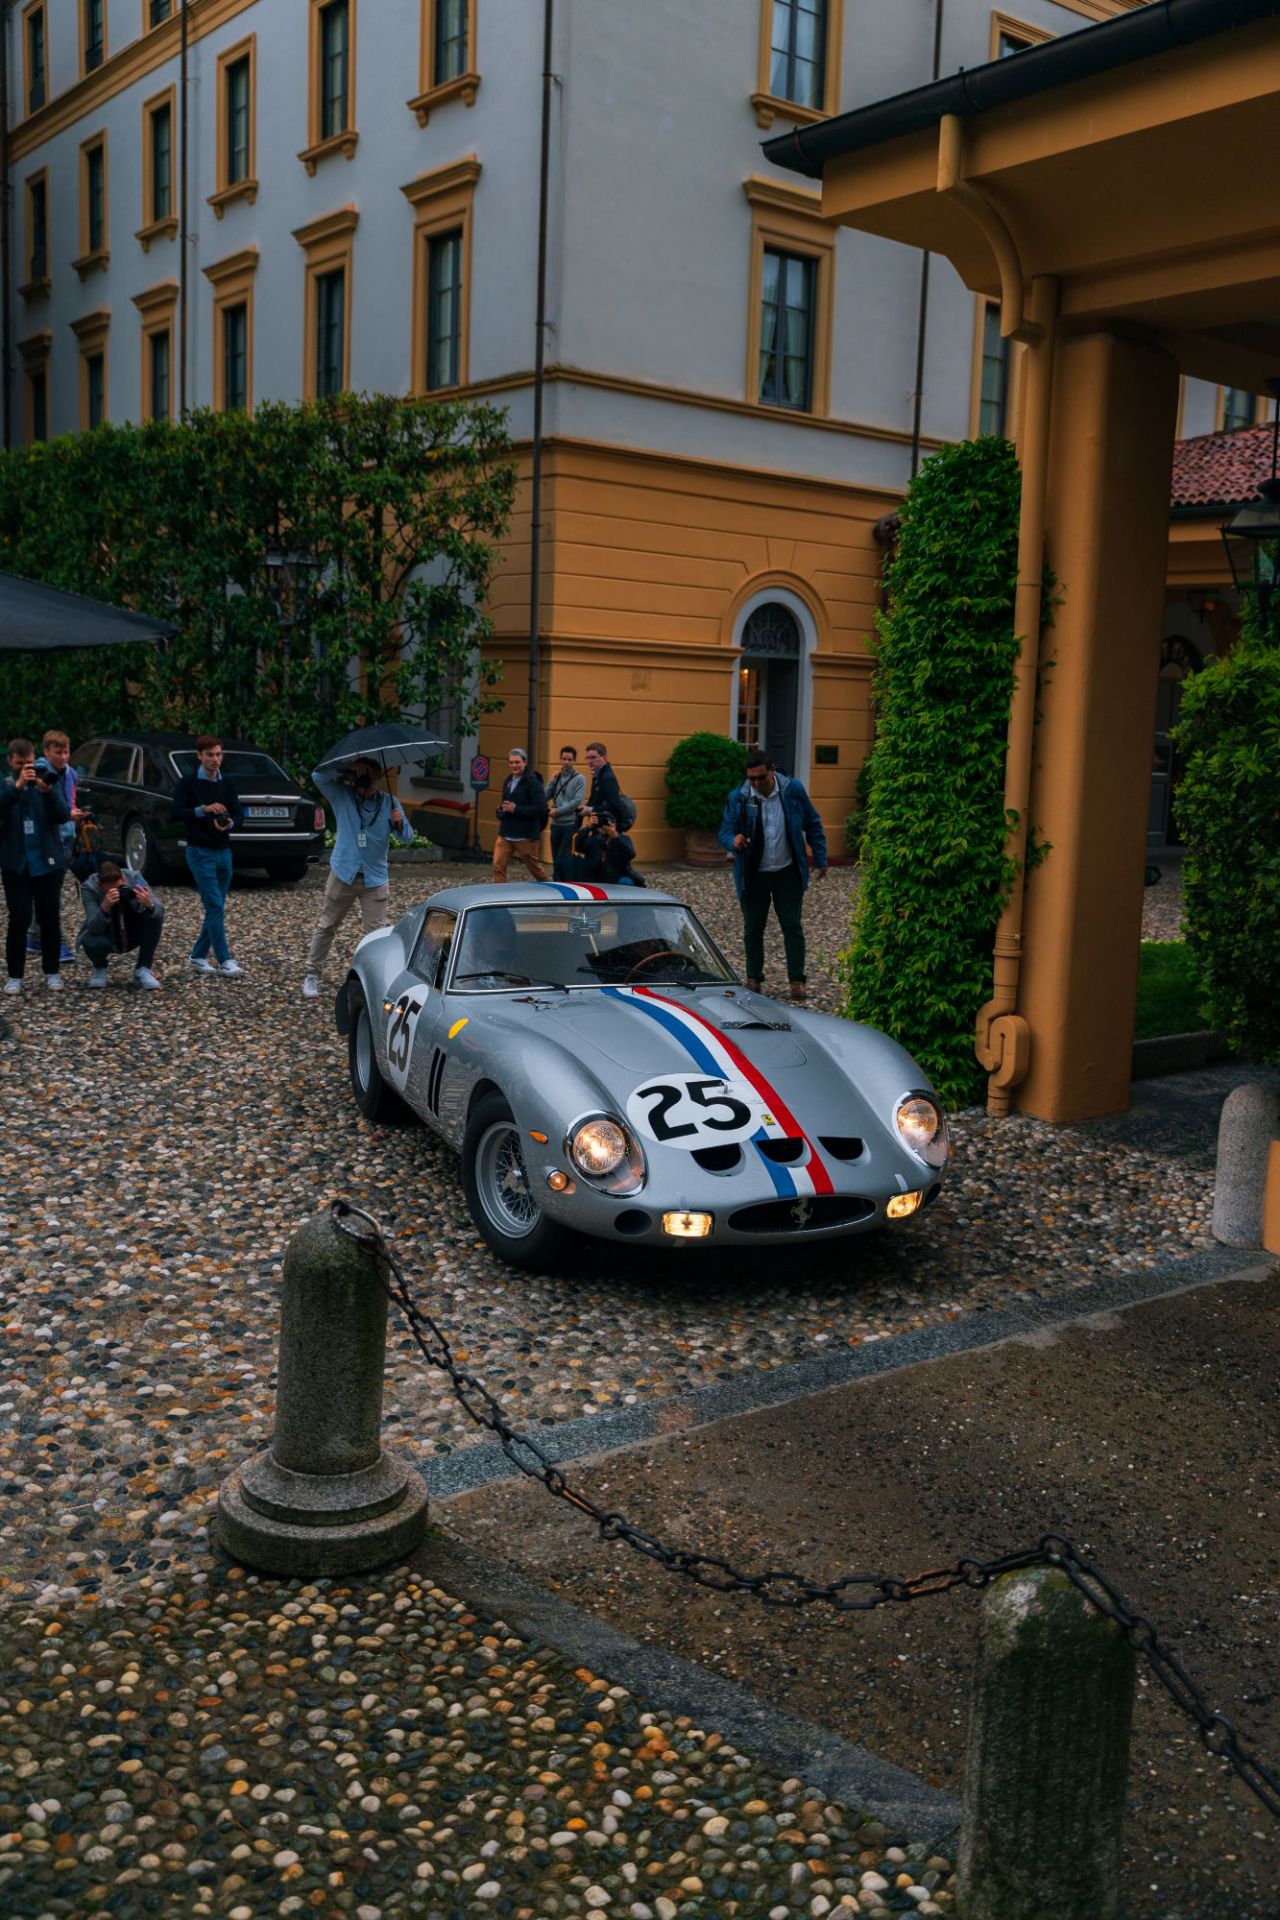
332, 1197, 1280, 1821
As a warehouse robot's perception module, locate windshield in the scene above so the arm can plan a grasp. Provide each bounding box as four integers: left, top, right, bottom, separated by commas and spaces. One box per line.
451, 902, 736, 991
170, 750, 293, 788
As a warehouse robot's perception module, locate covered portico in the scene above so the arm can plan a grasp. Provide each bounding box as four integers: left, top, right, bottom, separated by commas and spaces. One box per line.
766, 0, 1280, 1122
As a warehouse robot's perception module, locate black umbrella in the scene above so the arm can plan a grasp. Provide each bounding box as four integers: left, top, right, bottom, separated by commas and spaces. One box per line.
0, 570, 176, 650
315, 722, 448, 776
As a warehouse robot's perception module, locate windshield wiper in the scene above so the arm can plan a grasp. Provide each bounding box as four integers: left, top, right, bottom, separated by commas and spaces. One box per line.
455, 971, 567, 991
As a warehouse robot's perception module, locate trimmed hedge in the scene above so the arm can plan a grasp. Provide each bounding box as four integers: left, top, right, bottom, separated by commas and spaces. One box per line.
841, 437, 1026, 1107
664, 732, 747, 833
1175, 605, 1280, 1061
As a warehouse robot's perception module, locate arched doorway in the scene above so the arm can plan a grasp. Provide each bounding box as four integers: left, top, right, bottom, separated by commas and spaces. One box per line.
729, 590, 816, 775
1147, 635, 1203, 849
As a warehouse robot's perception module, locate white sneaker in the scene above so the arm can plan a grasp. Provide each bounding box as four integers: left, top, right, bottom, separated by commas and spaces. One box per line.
134, 967, 161, 990
88, 968, 109, 989
302, 974, 320, 999
218, 959, 244, 978
188, 955, 215, 974
4, 978, 21, 994
45, 974, 63, 991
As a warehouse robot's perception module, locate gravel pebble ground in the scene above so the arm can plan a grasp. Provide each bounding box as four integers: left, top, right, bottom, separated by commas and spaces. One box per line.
0, 859, 1204, 1602
1, 1566, 958, 1920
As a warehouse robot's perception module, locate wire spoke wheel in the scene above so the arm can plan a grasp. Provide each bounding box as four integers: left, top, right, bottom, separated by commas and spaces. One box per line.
475, 1120, 540, 1237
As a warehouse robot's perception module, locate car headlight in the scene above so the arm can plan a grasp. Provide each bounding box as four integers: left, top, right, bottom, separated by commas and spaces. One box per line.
894, 1093, 949, 1168
569, 1117, 629, 1178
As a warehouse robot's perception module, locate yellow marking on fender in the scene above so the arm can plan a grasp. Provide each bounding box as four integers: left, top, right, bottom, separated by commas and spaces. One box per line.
448, 1017, 469, 1039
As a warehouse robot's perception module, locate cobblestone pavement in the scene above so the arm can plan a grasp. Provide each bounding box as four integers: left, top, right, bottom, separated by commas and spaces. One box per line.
1, 859, 1202, 1602
0, 854, 1236, 1920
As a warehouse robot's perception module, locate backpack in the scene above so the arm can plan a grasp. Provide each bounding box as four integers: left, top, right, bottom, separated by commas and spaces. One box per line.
613, 791, 637, 832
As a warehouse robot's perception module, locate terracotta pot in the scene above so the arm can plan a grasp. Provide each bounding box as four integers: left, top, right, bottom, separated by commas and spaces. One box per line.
684, 828, 729, 868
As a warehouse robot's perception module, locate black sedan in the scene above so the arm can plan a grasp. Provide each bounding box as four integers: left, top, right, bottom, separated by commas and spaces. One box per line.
72, 732, 326, 883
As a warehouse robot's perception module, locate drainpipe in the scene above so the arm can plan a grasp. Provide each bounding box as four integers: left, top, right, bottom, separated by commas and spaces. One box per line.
934, 114, 1059, 1116
178, 0, 189, 415
908, 0, 945, 480
525, 0, 554, 770
1, 0, 12, 449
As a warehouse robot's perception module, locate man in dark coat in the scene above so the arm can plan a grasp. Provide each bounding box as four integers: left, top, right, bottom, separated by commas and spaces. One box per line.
492, 748, 548, 882
584, 742, 625, 823
718, 747, 827, 1001
1, 737, 70, 991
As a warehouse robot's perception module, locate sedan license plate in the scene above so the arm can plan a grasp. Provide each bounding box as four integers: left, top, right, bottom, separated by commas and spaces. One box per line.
244, 806, 291, 820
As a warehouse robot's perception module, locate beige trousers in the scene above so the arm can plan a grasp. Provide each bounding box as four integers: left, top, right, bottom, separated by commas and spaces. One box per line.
306, 871, 391, 971
491, 835, 547, 883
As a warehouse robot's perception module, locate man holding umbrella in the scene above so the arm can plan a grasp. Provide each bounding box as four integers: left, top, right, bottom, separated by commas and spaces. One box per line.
302, 738, 416, 1000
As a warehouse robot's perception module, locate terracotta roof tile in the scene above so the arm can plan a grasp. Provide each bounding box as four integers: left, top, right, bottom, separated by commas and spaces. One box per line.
1172, 422, 1277, 511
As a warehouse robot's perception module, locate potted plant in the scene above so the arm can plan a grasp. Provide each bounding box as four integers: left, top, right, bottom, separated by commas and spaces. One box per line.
664, 732, 746, 866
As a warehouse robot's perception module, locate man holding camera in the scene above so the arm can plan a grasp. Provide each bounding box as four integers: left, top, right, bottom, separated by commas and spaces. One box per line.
303, 757, 412, 999
170, 733, 244, 977
573, 809, 644, 887
79, 859, 164, 989
1, 736, 70, 991
26, 731, 83, 965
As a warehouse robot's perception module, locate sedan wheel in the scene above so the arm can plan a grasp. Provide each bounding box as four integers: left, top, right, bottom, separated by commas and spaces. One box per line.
463, 1092, 564, 1269
123, 815, 168, 884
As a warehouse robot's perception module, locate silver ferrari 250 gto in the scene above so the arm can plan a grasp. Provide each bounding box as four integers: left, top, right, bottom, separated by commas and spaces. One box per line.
333, 881, 949, 1268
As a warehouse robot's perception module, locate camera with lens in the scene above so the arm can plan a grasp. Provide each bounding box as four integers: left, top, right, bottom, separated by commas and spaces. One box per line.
115, 883, 136, 908
32, 756, 56, 787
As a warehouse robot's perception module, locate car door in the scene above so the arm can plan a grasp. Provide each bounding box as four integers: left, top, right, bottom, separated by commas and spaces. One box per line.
85, 741, 140, 855
389, 908, 458, 1132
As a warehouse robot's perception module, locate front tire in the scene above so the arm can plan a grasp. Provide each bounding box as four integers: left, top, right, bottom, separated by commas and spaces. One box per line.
123, 815, 170, 884
348, 988, 414, 1124
463, 1092, 565, 1270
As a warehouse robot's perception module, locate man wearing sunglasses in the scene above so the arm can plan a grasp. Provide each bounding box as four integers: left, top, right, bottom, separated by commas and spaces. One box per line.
718, 747, 827, 1001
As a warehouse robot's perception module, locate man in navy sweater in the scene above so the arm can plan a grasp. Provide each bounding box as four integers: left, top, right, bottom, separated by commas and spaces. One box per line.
170, 733, 244, 977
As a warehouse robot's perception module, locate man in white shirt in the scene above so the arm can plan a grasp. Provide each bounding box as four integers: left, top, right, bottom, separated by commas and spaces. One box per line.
718, 748, 828, 1001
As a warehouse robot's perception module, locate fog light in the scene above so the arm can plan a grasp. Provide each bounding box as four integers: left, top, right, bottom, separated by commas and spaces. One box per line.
663, 1211, 712, 1238
547, 1169, 571, 1193
886, 1191, 922, 1220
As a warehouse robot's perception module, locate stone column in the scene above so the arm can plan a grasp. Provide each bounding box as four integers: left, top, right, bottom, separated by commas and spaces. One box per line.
218, 1209, 429, 1576
957, 1566, 1135, 1920
1014, 328, 1181, 1121
1213, 1081, 1280, 1247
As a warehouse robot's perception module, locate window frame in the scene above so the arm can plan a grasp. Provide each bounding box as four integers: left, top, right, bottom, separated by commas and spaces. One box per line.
210, 35, 259, 216
408, 0, 480, 126
71, 308, 110, 431
22, 2, 48, 119
301, 0, 359, 172
75, 132, 110, 280
138, 86, 178, 251
132, 278, 178, 423
1217, 386, 1265, 433
403, 156, 480, 395
80, 0, 106, 78
145, 0, 175, 27
751, 0, 843, 131
22, 168, 51, 298
743, 176, 834, 418
990, 11, 1054, 58
18, 329, 52, 444
969, 295, 1023, 439
293, 205, 358, 399
203, 245, 259, 413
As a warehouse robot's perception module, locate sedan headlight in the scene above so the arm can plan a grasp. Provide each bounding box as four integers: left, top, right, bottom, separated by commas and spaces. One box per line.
569, 1117, 629, 1178
894, 1093, 949, 1168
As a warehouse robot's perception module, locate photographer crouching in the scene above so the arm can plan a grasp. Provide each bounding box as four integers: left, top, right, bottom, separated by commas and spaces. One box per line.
79, 860, 164, 990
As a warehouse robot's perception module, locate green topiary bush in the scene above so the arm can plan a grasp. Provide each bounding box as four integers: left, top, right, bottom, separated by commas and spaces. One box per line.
1174, 604, 1280, 1061
840, 437, 1026, 1108
664, 732, 748, 832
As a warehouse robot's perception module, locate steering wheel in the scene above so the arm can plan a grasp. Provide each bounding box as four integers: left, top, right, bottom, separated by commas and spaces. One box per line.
623, 948, 695, 983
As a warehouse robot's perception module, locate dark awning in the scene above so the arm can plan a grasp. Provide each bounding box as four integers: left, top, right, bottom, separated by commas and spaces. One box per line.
0, 571, 176, 651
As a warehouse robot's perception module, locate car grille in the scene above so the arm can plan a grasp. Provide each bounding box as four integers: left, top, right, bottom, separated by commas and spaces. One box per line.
727, 1196, 876, 1233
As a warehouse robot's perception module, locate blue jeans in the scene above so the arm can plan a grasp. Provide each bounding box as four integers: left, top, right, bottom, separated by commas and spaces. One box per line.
186, 845, 233, 964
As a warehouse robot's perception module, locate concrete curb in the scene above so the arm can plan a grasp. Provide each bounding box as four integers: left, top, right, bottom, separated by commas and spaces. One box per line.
421, 1244, 1266, 1502
1131, 1030, 1234, 1078
418, 1533, 963, 1846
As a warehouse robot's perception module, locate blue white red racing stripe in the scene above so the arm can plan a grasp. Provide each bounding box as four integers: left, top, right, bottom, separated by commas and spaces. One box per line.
540, 880, 610, 901
606, 985, 834, 1198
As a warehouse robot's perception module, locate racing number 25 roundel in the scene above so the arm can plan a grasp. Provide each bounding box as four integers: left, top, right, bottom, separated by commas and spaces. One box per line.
626, 1071, 768, 1149
385, 989, 428, 1093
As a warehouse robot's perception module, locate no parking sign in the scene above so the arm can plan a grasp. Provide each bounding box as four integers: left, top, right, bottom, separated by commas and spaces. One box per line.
470, 753, 490, 790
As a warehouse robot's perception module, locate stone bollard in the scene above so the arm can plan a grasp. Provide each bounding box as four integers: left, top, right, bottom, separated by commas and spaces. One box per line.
956, 1566, 1134, 1920
1212, 1081, 1280, 1248
217, 1209, 429, 1576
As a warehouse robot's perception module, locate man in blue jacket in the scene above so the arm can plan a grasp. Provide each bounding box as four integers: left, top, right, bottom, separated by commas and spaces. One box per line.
303, 757, 412, 998
718, 748, 827, 1002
